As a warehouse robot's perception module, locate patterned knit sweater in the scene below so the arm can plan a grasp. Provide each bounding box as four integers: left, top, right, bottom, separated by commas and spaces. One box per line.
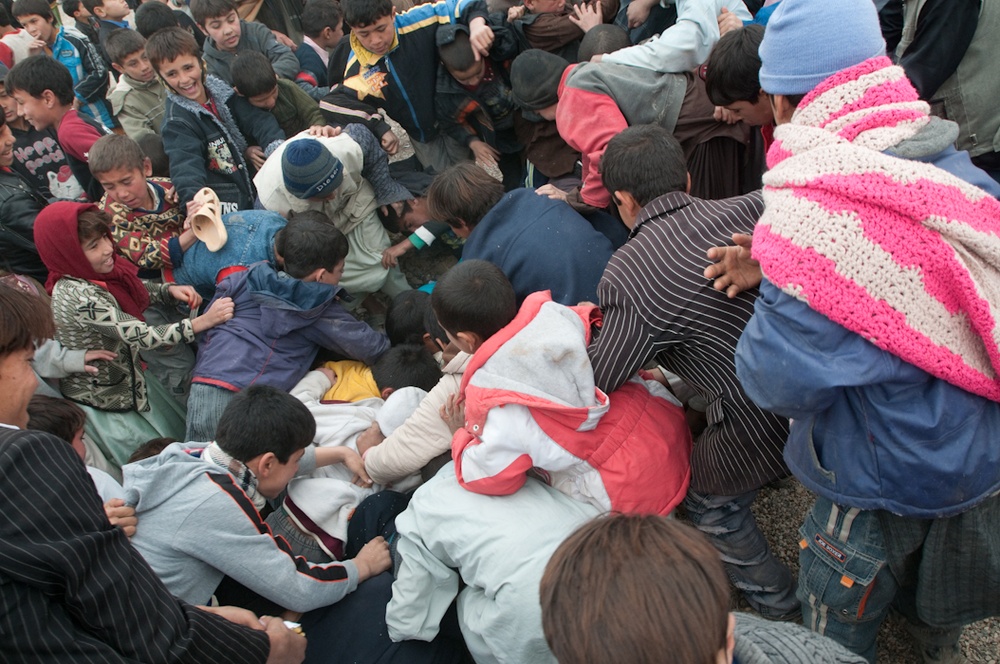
100, 179, 184, 274
754, 56, 1000, 402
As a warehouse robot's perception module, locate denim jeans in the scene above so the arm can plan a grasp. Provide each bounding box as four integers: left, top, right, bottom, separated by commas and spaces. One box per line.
798, 496, 965, 663
683, 489, 800, 619
185, 382, 237, 442
266, 506, 335, 563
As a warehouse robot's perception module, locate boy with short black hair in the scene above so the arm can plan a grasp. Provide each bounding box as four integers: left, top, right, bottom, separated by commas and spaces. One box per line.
230, 51, 325, 138
186, 211, 390, 442
4, 54, 111, 201
105, 29, 167, 146
134, 0, 205, 50
322, 0, 494, 172
297, 0, 343, 88
11, 0, 115, 128
61, 0, 101, 50
704, 24, 773, 143
147, 26, 285, 212
81, 0, 129, 49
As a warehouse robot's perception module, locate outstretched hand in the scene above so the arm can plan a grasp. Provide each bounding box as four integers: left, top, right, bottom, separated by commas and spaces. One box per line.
703, 232, 762, 298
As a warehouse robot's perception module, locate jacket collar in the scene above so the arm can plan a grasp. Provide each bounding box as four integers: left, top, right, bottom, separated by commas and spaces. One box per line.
632, 191, 693, 237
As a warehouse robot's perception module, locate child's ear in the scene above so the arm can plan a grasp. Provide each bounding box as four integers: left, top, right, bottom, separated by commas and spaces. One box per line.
142, 157, 153, 178
380, 386, 394, 399
456, 331, 482, 352
93, 5, 107, 18
256, 451, 278, 477
40, 89, 57, 108
111, 62, 124, 75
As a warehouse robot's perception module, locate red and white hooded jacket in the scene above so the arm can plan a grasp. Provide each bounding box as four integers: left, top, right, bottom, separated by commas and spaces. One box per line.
452, 291, 692, 515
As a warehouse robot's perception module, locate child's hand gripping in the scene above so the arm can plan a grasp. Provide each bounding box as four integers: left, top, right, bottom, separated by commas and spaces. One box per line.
352, 536, 391, 581
440, 392, 465, 434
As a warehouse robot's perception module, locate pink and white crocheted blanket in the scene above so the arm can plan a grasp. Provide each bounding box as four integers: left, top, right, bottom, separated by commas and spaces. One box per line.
754, 56, 1000, 402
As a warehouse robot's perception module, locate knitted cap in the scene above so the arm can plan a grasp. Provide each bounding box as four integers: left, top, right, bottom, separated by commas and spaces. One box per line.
759, 0, 886, 96
282, 139, 344, 200
510, 49, 570, 111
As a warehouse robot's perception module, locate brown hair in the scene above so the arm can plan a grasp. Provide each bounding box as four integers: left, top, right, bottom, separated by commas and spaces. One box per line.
145, 26, 201, 72
540, 515, 730, 664
77, 208, 112, 245
88, 134, 146, 178
0, 281, 55, 356
27, 395, 86, 443
426, 163, 504, 230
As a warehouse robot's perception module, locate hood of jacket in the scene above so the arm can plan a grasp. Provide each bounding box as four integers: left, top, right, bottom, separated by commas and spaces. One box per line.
241, 261, 344, 337
124, 442, 220, 514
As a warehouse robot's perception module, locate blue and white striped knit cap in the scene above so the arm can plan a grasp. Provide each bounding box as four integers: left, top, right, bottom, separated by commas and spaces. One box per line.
758, 0, 886, 96
281, 138, 344, 200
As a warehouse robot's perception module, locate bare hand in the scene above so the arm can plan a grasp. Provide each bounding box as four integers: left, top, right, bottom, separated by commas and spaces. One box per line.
353, 536, 391, 580
356, 421, 385, 457
271, 29, 297, 50
245, 146, 267, 170
197, 605, 264, 630
568, 2, 602, 33
168, 284, 203, 310
713, 106, 740, 124
83, 349, 117, 374
317, 366, 336, 384
27, 38, 48, 55
381, 242, 409, 268
439, 392, 465, 434
468, 17, 494, 61
193, 297, 235, 332
717, 7, 743, 36
164, 187, 179, 206
341, 448, 373, 487
703, 232, 762, 298
535, 183, 569, 202
104, 499, 137, 538
469, 139, 500, 168
261, 615, 307, 664
380, 129, 400, 155
507, 4, 526, 21
307, 125, 341, 138
378, 200, 406, 219
626, 0, 657, 28
183, 200, 204, 234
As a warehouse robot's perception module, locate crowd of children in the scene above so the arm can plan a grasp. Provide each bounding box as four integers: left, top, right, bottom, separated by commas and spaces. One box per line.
1, 0, 999, 662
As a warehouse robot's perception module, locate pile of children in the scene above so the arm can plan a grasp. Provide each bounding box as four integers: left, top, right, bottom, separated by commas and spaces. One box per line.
2, 0, 1000, 662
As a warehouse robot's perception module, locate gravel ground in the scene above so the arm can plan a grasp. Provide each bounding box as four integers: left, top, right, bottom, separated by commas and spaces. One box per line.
387, 122, 1000, 664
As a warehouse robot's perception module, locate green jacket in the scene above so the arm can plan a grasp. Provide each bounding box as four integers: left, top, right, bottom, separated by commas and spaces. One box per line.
109, 73, 168, 140
272, 78, 324, 139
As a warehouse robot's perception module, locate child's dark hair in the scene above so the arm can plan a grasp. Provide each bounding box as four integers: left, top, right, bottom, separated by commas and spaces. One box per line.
0, 280, 54, 355
127, 437, 177, 463
104, 27, 148, 66
146, 26, 201, 71
427, 163, 504, 230
423, 304, 448, 349
190, 0, 238, 26
135, 1, 180, 39
88, 134, 146, 178
61, 0, 82, 18
438, 28, 475, 73
281, 211, 349, 278
11, 0, 52, 21
376, 199, 411, 233
431, 260, 516, 343
705, 24, 765, 107
342, 0, 392, 28
577, 24, 630, 62
77, 208, 112, 244
371, 344, 442, 393
301, 0, 343, 39
5, 55, 74, 106
386, 290, 431, 346
541, 515, 730, 664
27, 395, 86, 444
80, 0, 104, 15
601, 125, 687, 208
216, 385, 316, 463
231, 51, 277, 98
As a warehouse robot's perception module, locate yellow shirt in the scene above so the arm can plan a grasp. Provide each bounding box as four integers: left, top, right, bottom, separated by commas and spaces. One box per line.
321, 360, 380, 402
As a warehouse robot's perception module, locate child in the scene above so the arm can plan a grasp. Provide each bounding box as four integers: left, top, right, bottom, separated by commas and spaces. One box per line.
11, 0, 115, 128
704, 25, 772, 141
319, 343, 442, 403
385, 289, 432, 347
0, 4, 34, 65
426, 162, 613, 305
4, 54, 110, 201
296, 0, 343, 88
191, 0, 321, 98
230, 51, 325, 139
0, 109, 49, 281
541, 516, 866, 664
81, 0, 129, 50
105, 29, 168, 147
26, 394, 125, 502
435, 259, 692, 515
33, 202, 235, 466
322, 0, 494, 172
435, 24, 523, 190
134, 0, 205, 51
146, 26, 284, 212
61, 0, 101, 52
186, 212, 390, 442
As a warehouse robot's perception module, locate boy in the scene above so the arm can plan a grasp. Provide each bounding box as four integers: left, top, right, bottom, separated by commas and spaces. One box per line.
186, 212, 390, 442
0, 4, 34, 65
81, 0, 129, 49
230, 51, 325, 139
736, 1, 1000, 659
134, 0, 205, 51
146, 27, 284, 212
124, 384, 391, 611
296, 0, 343, 88
61, 0, 101, 51
434, 259, 692, 516
322, 0, 494, 172
11, 0, 115, 128
509, 47, 746, 207
191, 0, 323, 99
0, 108, 49, 281
105, 28, 167, 146
589, 124, 797, 620
318, 342, 441, 403
4, 54, 110, 201
704, 25, 772, 143
426, 162, 613, 305
435, 24, 522, 190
